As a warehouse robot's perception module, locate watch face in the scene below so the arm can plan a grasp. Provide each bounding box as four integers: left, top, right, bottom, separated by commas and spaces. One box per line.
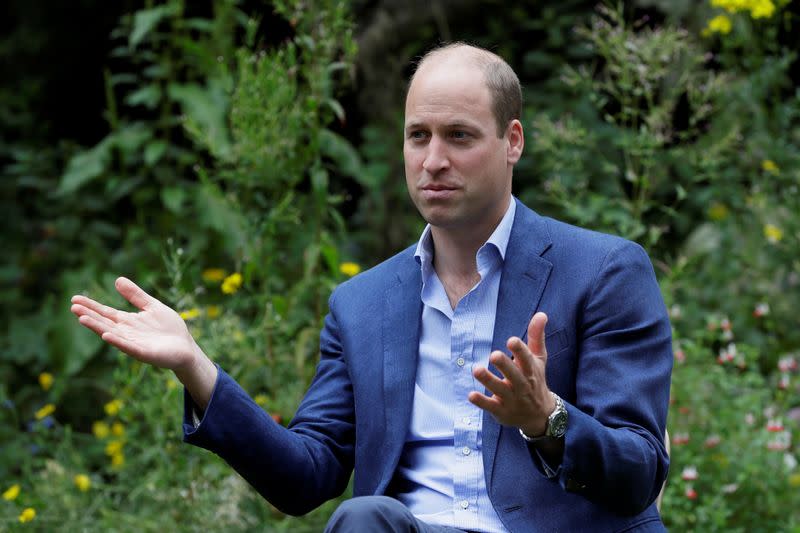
549, 411, 568, 437
548, 411, 567, 437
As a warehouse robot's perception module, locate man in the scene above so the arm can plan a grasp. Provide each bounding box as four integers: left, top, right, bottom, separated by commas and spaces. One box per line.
71, 43, 672, 532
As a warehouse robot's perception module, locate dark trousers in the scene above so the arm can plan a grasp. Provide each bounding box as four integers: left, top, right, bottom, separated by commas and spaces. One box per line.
324, 496, 473, 533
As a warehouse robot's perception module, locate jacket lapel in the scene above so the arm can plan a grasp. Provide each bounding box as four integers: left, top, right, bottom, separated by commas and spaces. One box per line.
482, 199, 554, 487
377, 258, 423, 493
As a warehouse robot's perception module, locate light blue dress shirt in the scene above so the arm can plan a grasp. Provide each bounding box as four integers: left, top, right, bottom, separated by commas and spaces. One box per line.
393, 198, 516, 533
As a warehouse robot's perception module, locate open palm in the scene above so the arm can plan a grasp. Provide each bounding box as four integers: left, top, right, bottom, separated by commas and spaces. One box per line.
70, 277, 199, 371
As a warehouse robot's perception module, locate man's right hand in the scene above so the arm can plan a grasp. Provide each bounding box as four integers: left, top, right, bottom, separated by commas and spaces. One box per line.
70, 276, 218, 409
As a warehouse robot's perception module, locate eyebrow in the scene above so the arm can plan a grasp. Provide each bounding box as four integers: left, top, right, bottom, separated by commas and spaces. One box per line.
404, 120, 480, 131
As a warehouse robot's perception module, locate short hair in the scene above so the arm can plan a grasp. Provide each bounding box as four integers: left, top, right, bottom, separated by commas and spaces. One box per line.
410, 42, 522, 137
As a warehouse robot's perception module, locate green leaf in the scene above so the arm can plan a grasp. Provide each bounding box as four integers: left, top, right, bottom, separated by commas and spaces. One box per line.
168, 81, 231, 158
125, 84, 162, 109
56, 139, 113, 195
144, 140, 168, 166
319, 128, 362, 178
161, 186, 187, 213
325, 98, 345, 122
129, 4, 180, 49
112, 123, 152, 152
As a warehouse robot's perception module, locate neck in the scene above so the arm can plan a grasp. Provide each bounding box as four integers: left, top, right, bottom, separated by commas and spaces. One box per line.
430, 197, 510, 284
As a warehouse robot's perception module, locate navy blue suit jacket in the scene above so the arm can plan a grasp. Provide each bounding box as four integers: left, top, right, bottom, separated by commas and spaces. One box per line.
185, 199, 672, 532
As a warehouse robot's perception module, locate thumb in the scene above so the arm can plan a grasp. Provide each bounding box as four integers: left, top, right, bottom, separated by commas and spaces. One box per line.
527, 311, 548, 361
115, 277, 156, 310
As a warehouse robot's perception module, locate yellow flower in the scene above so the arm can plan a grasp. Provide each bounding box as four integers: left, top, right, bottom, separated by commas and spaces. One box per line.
761, 159, 780, 174
764, 223, 783, 244
35, 403, 55, 420
111, 422, 125, 437
18, 508, 36, 523
340, 262, 361, 277
704, 14, 733, 35
202, 268, 227, 282
711, 0, 748, 13
749, 0, 775, 18
206, 305, 221, 319
221, 272, 243, 294
105, 440, 124, 456
74, 474, 91, 492
104, 399, 123, 416
92, 421, 110, 439
790, 473, 800, 488
708, 202, 729, 221
2, 484, 20, 501
179, 307, 201, 320
111, 452, 125, 468
38, 372, 54, 391
254, 394, 269, 407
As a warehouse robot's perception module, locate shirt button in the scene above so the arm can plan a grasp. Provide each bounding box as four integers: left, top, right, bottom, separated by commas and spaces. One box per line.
456, 357, 466, 367
460, 499, 469, 509
462, 446, 471, 456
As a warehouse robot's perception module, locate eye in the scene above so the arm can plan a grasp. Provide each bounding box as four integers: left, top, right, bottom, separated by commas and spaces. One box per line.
449, 130, 470, 140
408, 130, 428, 141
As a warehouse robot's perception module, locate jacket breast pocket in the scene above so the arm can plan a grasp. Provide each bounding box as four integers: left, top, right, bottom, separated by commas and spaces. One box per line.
545, 327, 570, 360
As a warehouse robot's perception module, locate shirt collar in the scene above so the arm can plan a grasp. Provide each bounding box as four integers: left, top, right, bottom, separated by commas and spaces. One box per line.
414, 196, 516, 274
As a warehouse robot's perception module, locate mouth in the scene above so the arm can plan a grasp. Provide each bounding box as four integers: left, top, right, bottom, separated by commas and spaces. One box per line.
420, 184, 459, 192
419, 184, 459, 200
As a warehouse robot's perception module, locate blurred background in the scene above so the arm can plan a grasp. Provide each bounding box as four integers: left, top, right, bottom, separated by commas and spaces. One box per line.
1, 0, 799, 530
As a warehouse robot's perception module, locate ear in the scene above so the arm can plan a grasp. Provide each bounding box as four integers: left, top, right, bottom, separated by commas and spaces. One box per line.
506, 119, 524, 165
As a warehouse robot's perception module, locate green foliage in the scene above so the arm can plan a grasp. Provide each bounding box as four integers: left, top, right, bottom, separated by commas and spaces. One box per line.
550, 2, 800, 530
2, 0, 357, 530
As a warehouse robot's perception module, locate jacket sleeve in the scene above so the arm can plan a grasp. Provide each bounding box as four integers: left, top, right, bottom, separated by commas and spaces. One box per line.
546, 240, 672, 515
183, 292, 356, 516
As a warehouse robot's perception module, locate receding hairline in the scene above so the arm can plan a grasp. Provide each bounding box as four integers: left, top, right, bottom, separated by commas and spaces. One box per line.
408, 43, 522, 136
409, 44, 506, 89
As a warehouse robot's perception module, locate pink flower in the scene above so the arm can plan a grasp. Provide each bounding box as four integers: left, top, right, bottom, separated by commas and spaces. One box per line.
778, 374, 790, 390
722, 483, 738, 494
685, 486, 697, 500
767, 440, 789, 451
672, 433, 690, 445
767, 419, 784, 432
778, 356, 797, 373
720, 318, 731, 331
744, 413, 755, 426
674, 349, 686, 363
753, 303, 770, 317
704, 435, 721, 448
681, 466, 698, 481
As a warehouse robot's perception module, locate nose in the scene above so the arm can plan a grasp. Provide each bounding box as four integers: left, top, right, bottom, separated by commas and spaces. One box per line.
422, 136, 450, 175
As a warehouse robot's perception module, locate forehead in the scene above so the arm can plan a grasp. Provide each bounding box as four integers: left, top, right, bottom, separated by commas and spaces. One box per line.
404, 60, 493, 127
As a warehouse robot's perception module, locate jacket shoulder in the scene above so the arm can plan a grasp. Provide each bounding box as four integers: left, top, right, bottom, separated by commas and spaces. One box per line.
330, 244, 417, 306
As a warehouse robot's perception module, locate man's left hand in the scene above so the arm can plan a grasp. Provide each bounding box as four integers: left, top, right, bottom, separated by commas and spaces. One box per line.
468, 312, 555, 437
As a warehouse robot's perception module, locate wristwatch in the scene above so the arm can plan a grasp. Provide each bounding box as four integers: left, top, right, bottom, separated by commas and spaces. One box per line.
519, 392, 568, 442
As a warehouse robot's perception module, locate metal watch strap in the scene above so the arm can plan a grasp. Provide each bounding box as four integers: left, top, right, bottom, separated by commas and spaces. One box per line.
519, 392, 566, 443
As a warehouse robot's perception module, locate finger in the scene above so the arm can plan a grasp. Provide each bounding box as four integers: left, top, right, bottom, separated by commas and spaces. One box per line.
71, 304, 116, 329
101, 331, 146, 360
506, 336, 535, 377
115, 277, 156, 311
467, 390, 503, 417
71, 296, 123, 323
473, 365, 512, 397
78, 314, 113, 338
527, 312, 548, 362
491, 348, 526, 387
